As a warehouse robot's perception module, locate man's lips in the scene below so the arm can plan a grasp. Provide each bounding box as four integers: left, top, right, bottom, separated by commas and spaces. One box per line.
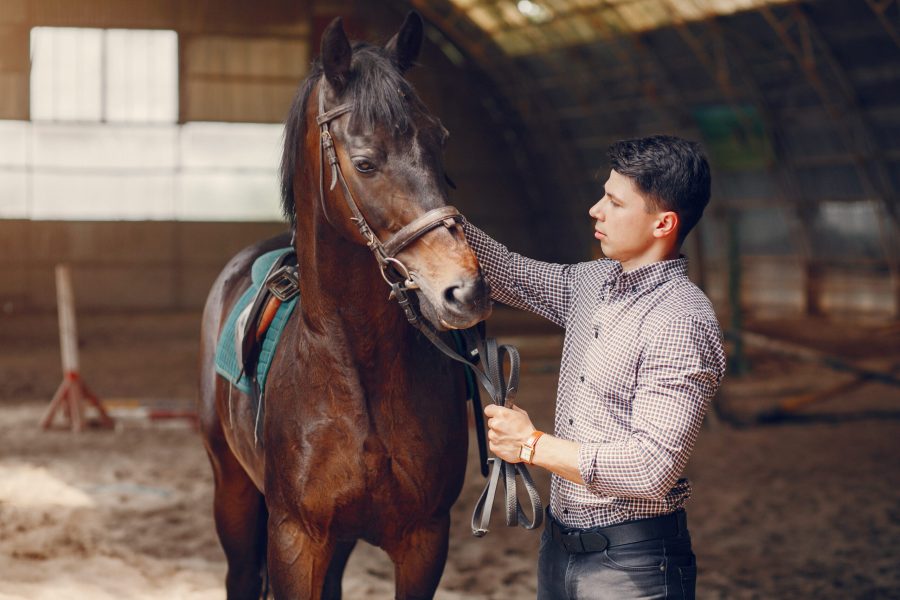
594, 229, 606, 240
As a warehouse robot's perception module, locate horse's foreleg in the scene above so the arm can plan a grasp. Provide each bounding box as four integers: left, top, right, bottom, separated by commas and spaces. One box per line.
208, 442, 267, 600
384, 514, 451, 600
267, 511, 335, 599
322, 539, 357, 600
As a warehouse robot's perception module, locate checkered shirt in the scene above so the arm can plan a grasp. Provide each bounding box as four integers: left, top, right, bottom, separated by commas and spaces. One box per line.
464, 222, 726, 529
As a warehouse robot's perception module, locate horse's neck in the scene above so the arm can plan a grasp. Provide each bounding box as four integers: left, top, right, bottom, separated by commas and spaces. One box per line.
294, 217, 413, 365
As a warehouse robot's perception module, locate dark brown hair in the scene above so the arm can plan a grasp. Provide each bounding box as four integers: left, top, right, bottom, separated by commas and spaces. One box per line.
608, 135, 711, 244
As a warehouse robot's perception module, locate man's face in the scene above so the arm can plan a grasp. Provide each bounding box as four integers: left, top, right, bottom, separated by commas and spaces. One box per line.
588, 169, 664, 270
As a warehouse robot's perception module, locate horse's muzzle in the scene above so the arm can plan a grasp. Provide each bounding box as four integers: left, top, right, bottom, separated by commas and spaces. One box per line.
439, 276, 491, 329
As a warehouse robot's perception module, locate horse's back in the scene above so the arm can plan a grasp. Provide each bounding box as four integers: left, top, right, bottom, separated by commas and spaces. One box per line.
198, 232, 292, 438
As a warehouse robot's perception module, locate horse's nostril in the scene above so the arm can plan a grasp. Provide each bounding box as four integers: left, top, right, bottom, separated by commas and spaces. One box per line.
443, 278, 486, 309
444, 285, 459, 305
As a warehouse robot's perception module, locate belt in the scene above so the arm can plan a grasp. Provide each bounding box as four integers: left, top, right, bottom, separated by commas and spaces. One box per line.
549, 509, 688, 554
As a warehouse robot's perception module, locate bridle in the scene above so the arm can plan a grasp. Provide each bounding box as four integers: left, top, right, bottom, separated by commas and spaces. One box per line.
316, 79, 463, 302
315, 77, 543, 536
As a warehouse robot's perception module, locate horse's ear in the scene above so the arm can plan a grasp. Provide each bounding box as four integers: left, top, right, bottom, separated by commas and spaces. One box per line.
321, 17, 352, 93
385, 12, 424, 73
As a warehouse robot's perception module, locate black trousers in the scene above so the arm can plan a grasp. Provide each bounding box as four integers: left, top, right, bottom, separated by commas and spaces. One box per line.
537, 511, 697, 600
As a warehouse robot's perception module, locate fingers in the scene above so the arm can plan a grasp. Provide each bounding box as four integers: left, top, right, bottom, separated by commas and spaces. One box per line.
484, 404, 527, 417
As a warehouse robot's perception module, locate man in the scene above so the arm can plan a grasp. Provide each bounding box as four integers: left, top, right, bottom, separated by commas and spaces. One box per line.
464, 135, 726, 599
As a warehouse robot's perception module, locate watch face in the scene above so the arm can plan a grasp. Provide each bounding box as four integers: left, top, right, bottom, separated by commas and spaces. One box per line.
520, 446, 533, 462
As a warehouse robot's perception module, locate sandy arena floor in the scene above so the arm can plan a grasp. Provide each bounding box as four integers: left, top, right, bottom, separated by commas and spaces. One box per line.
0, 308, 898, 599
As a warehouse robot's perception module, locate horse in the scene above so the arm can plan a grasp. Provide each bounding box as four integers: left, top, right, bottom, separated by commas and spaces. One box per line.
198, 12, 492, 600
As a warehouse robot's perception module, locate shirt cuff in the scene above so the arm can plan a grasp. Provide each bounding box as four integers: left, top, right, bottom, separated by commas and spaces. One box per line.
577, 441, 602, 495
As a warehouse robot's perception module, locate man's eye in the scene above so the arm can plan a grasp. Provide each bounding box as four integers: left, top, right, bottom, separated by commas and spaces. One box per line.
354, 159, 376, 173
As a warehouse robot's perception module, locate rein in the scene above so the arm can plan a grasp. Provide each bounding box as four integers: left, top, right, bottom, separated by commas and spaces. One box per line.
315, 79, 543, 536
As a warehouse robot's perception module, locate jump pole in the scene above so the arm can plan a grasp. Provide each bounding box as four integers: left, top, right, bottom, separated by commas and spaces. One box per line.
40, 264, 115, 432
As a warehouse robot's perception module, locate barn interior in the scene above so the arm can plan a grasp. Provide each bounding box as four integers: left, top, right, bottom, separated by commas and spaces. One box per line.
0, 0, 898, 598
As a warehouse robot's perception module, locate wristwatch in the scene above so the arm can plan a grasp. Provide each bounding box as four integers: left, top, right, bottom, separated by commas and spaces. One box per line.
518, 430, 544, 464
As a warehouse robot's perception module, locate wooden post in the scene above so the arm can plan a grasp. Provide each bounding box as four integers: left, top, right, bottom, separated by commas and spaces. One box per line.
804, 259, 824, 317
726, 210, 748, 375
41, 265, 114, 432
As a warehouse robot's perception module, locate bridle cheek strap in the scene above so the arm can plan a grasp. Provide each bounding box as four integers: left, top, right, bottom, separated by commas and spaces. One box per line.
316, 78, 462, 272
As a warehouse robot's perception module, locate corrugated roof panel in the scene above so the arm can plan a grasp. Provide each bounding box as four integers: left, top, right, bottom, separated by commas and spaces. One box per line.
467, 5, 503, 32
616, 0, 669, 32
448, 0, 479, 9
498, 1, 529, 27
495, 30, 532, 54
452, 0, 798, 56
564, 14, 597, 43
672, 0, 708, 21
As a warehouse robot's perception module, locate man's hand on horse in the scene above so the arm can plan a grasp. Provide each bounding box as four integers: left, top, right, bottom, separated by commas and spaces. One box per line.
484, 404, 535, 463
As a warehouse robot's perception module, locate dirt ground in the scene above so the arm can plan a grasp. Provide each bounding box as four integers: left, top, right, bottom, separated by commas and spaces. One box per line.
0, 307, 898, 599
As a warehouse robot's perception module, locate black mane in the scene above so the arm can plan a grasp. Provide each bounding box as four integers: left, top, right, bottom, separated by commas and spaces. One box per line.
279, 42, 418, 225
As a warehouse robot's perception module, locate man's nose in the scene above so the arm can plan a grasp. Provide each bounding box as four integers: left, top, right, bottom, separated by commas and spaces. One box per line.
589, 200, 604, 219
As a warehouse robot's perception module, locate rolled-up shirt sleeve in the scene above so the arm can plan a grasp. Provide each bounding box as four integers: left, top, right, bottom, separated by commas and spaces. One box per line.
463, 220, 578, 328
577, 314, 725, 500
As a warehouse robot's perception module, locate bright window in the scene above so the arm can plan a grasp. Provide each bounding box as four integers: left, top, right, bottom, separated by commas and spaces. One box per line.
30, 27, 178, 123
2, 28, 283, 222
0, 120, 283, 221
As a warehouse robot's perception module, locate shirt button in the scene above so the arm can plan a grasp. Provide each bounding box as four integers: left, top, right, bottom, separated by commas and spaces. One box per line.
568, 418, 573, 425
594, 331, 598, 338
563, 508, 569, 515
579, 375, 585, 383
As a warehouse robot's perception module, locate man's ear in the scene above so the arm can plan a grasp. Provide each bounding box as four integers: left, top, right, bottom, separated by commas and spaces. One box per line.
654, 211, 679, 239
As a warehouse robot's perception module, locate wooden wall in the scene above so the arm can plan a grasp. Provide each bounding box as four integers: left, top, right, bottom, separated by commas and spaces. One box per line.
0, 0, 542, 313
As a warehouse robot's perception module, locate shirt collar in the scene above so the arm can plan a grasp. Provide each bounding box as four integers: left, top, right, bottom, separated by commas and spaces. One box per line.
601, 256, 688, 295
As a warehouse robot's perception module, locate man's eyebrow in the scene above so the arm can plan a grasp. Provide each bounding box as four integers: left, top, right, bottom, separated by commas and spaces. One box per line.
604, 188, 622, 202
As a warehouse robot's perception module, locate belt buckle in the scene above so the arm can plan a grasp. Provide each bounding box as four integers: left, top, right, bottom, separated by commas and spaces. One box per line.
556, 527, 609, 553
266, 265, 300, 301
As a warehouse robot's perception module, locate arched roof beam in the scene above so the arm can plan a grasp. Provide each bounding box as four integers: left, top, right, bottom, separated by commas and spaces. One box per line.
758, 4, 899, 227
758, 3, 899, 315
656, 0, 821, 311
604, 3, 706, 134
657, 2, 814, 242
398, 2, 555, 222
408, 0, 595, 259
865, 0, 900, 50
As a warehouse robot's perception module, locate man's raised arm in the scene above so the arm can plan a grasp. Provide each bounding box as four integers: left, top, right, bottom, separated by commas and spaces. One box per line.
463, 220, 579, 328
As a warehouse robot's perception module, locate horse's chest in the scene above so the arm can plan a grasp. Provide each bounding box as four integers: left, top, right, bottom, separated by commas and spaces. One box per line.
266, 340, 466, 534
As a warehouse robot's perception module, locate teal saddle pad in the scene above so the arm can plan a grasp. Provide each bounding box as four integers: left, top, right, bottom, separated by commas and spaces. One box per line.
214, 248, 298, 395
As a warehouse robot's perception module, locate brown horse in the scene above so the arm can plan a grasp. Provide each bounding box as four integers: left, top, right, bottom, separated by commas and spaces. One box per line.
198, 13, 492, 600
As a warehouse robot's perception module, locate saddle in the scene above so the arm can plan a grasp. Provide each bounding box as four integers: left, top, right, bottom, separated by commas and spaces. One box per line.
213, 246, 489, 458
213, 247, 300, 400
237, 250, 300, 381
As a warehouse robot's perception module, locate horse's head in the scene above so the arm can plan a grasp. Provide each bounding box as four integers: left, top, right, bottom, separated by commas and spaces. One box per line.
294, 13, 491, 330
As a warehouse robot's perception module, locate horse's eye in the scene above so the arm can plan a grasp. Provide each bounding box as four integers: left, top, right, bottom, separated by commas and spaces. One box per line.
353, 159, 376, 174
